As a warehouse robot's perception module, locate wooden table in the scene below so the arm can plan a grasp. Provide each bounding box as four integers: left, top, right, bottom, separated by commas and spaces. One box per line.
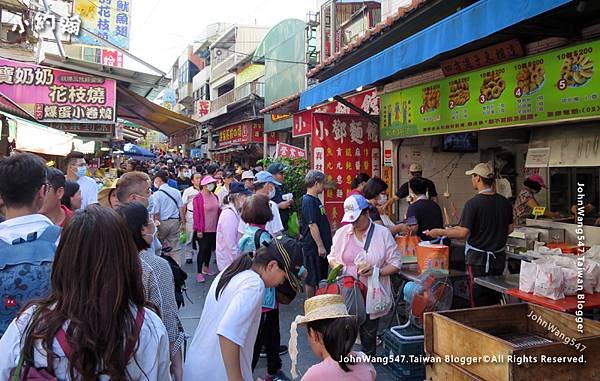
506, 288, 600, 313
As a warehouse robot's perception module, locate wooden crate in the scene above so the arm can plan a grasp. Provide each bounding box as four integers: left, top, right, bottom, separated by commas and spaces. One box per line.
424, 303, 600, 381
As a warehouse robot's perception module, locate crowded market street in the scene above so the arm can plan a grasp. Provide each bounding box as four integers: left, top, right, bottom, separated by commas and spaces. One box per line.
1, 1, 600, 381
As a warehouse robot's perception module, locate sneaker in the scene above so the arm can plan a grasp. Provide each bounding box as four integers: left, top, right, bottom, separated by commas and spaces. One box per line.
265, 370, 291, 381
202, 266, 216, 276
196, 273, 205, 283
185, 259, 193, 264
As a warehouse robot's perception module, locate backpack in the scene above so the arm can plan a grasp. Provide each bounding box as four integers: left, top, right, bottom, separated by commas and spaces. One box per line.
253, 228, 272, 251
160, 253, 189, 308
0, 225, 60, 336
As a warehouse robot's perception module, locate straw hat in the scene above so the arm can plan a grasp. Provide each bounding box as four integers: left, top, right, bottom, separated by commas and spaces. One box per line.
98, 184, 117, 208
289, 295, 353, 378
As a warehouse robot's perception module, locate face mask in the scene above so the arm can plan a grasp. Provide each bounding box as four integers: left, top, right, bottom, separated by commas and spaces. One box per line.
143, 222, 157, 240
268, 188, 276, 200
378, 194, 388, 206
184, 171, 191, 178
207, 183, 216, 192
76, 166, 87, 178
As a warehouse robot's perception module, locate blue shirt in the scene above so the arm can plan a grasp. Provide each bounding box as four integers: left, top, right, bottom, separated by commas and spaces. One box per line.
238, 226, 276, 310
167, 178, 179, 190
153, 184, 183, 221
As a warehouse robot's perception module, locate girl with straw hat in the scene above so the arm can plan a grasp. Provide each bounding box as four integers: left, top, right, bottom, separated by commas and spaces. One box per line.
289, 295, 376, 380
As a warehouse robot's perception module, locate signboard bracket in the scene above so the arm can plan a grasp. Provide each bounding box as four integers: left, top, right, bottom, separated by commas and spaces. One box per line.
333, 95, 379, 124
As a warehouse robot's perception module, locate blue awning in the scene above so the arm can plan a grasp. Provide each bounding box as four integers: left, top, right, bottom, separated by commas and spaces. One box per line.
300, 0, 573, 109
123, 143, 156, 159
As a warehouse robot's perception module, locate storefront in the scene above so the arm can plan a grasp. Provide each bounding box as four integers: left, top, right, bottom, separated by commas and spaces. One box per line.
380, 38, 600, 244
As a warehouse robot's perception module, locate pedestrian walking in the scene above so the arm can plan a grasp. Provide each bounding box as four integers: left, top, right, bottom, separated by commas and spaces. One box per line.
153, 170, 185, 265
181, 172, 202, 264
0, 206, 171, 380
64, 151, 98, 209
215, 182, 252, 271
61, 181, 82, 212
183, 243, 302, 381
300, 170, 332, 298
40, 167, 72, 227
239, 171, 284, 237
328, 194, 401, 356
117, 202, 185, 381
289, 294, 376, 381
192, 175, 219, 282
425, 163, 514, 307
216, 171, 235, 207
0, 153, 60, 336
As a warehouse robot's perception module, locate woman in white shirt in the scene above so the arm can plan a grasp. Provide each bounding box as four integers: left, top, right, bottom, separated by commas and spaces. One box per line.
184, 242, 303, 381
0, 205, 171, 380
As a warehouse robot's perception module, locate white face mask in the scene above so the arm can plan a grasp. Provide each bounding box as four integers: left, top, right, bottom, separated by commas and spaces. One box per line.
378, 194, 388, 206
207, 183, 216, 192
268, 188, 276, 200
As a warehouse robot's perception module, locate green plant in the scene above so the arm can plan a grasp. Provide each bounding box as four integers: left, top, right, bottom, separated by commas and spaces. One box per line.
257, 156, 310, 215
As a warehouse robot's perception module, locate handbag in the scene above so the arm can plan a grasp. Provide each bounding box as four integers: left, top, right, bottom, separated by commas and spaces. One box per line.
316, 224, 375, 325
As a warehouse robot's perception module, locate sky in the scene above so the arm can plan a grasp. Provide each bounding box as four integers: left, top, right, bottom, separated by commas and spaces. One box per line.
129, 0, 320, 74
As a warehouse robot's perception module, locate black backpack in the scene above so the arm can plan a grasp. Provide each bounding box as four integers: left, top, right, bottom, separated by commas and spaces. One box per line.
160, 253, 189, 308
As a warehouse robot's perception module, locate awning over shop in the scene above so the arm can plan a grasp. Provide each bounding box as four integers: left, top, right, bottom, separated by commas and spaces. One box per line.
299, 0, 573, 109
116, 86, 198, 136
123, 143, 156, 159
0, 111, 74, 156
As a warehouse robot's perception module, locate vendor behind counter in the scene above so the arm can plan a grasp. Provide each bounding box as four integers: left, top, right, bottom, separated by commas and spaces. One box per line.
513, 175, 560, 225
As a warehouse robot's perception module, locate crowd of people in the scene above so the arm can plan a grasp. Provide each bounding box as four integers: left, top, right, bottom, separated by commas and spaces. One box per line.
0, 148, 555, 380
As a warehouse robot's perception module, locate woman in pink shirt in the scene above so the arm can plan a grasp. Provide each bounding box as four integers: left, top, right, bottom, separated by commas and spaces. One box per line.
328, 195, 401, 356
193, 175, 220, 283
289, 294, 376, 381
215, 182, 252, 272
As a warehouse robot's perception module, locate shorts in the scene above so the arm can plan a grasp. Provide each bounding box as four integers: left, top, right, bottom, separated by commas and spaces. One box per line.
304, 253, 329, 287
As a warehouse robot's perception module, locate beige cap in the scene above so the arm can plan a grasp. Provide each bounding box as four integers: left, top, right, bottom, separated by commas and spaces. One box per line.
465, 163, 494, 178
241, 170, 254, 180
409, 163, 423, 173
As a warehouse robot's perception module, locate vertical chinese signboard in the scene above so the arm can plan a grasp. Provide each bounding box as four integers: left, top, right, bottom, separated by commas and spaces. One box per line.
74, 0, 131, 50
311, 114, 380, 229
0, 58, 116, 124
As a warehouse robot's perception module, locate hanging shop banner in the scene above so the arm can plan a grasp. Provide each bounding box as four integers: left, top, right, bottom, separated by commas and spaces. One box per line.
0, 58, 116, 124
292, 89, 380, 137
311, 113, 380, 230
218, 122, 278, 148
50, 123, 113, 134
275, 142, 306, 159
381, 40, 600, 140
73, 0, 132, 50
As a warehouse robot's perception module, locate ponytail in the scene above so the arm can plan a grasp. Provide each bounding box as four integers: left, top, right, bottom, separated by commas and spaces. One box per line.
215, 246, 281, 300
307, 317, 358, 372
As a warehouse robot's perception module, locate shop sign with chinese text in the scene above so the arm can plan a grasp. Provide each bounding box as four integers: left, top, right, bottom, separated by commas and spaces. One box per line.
381, 40, 600, 139
312, 114, 380, 229
73, 0, 131, 50
275, 142, 306, 159
50, 123, 113, 134
293, 89, 380, 137
0, 58, 116, 124
218, 122, 277, 148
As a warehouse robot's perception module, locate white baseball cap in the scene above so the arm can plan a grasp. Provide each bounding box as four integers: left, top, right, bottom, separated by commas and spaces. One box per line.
341, 194, 370, 223
241, 170, 254, 180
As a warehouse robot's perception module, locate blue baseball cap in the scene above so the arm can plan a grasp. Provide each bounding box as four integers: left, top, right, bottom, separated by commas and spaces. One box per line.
229, 181, 253, 196
342, 194, 370, 223
254, 170, 282, 186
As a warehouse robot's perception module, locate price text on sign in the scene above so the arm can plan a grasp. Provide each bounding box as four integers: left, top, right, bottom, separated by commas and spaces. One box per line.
532, 207, 547, 216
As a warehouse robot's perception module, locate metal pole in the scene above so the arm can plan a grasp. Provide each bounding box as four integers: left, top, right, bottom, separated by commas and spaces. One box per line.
330, 0, 336, 57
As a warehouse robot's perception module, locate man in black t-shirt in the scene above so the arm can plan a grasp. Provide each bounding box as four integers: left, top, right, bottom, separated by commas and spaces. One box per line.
407, 177, 445, 242
395, 163, 438, 202
300, 170, 332, 298
425, 163, 513, 307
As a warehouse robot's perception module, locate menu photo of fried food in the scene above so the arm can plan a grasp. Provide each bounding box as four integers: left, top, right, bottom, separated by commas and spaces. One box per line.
421, 87, 440, 113
561, 54, 594, 87
480, 72, 506, 102
448, 79, 470, 108
517, 62, 545, 95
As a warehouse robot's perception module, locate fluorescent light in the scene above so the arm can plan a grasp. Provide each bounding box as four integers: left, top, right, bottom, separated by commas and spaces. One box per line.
306, 106, 312, 110
113, 150, 124, 154
328, 97, 334, 102
356, 86, 363, 92
100, 147, 110, 151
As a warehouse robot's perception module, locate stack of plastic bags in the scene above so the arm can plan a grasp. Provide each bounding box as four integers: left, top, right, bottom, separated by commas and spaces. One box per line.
519, 250, 600, 300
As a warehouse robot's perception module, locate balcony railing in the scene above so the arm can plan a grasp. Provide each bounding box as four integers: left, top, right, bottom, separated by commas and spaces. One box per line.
210, 82, 264, 111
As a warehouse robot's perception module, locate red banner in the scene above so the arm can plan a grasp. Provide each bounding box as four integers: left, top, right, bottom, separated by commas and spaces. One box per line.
275, 142, 306, 159
218, 121, 277, 148
311, 113, 380, 230
292, 89, 380, 137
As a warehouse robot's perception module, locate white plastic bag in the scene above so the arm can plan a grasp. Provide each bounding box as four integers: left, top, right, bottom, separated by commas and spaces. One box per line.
583, 260, 600, 294
366, 267, 392, 315
534, 263, 565, 300
519, 261, 538, 293
562, 267, 578, 296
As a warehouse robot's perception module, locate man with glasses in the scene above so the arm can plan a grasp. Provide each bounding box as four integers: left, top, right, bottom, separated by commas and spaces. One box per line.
65, 151, 98, 209
40, 167, 72, 227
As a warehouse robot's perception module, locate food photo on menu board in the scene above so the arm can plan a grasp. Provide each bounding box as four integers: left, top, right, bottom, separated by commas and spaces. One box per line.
380, 40, 599, 139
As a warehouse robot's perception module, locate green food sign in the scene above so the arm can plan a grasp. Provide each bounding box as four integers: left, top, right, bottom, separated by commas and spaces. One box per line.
380, 40, 600, 139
